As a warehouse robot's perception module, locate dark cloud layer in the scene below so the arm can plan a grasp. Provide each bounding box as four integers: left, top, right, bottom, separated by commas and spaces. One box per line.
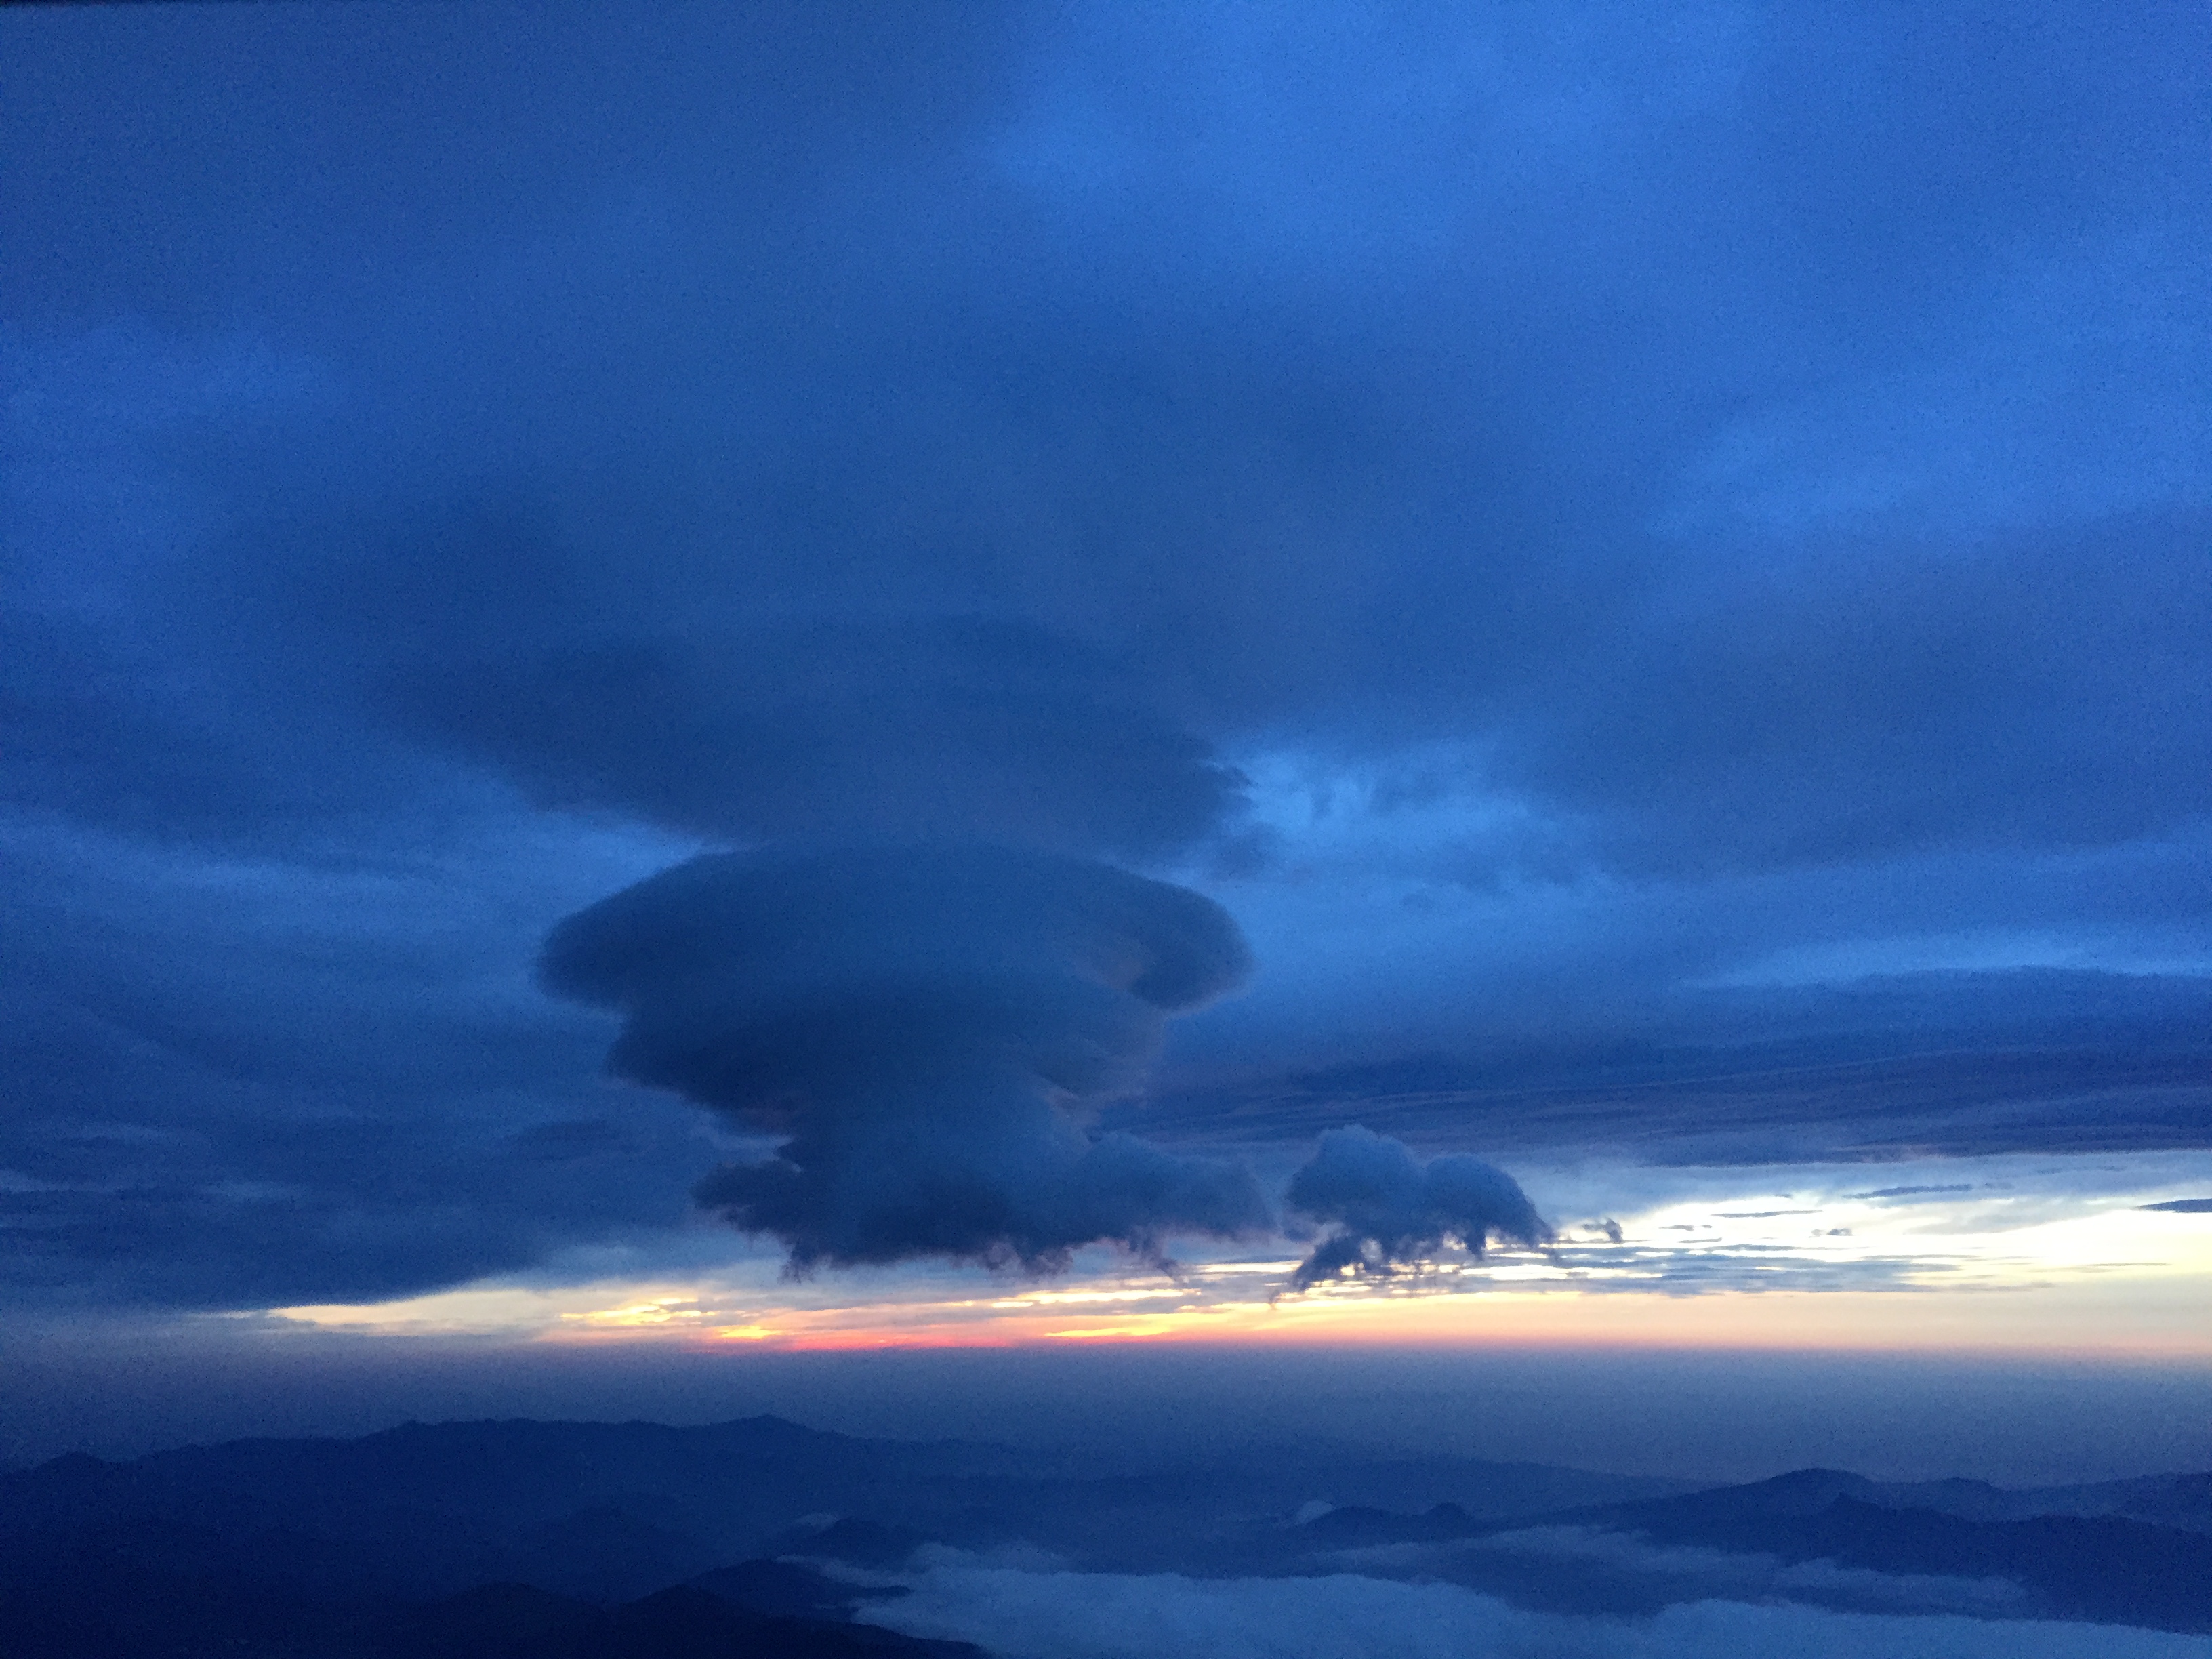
1131, 970, 2212, 1167
8, 4, 2206, 877
414, 619, 1240, 860
1285, 1128, 1550, 1292
0, 823, 711, 1309
1, 1, 2206, 1309
541, 846, 1267, 1271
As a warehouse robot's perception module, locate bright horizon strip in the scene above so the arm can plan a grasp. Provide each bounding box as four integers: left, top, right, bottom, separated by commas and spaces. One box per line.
264, 1277, 2211, 1358
265, 1151, 2212, 1359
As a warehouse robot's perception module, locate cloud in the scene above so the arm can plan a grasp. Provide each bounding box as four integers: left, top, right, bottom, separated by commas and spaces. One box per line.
1283, 1127, 1549, 1292
1134, 972, 2212, 1165
1373, 1523, 2033, 1620
541, 846, 1269, 1271
862, 1564, 2211, 1659
405, 617, 1242, 861
0, 813, 709, 1309
1848, 1185, 1974, 1201
11, 6, 2207, 886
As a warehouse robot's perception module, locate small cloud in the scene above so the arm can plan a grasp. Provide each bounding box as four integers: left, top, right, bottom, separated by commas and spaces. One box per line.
1845, 1184, 1974, 1201
1282, 1127, 1549, 1292
1715, 1209, 1818, 1219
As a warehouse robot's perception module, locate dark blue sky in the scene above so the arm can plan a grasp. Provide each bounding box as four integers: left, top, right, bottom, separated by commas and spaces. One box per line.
2, 2, 2207, 1328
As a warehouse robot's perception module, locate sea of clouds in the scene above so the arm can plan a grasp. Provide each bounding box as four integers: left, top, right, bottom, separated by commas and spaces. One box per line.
860, 1565, 2211, 1659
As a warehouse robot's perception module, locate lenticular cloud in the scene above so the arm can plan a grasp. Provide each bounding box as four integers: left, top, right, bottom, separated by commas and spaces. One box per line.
541, 845, 1269, 1273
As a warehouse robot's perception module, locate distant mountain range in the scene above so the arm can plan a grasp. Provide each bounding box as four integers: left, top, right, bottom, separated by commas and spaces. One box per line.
0, 1414, 1686, 1593
1592, 1464, 2212, 1534
3, 1415, 2207, 1654
1290, 1464, 2212, 1629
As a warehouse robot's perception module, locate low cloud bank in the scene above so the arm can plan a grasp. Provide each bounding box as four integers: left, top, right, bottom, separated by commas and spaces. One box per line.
862, 1565, 2209, 1659
542, 846, 1269, 1273
1357, 1525, 2032, 1621
1286, 1126, 1550, 1291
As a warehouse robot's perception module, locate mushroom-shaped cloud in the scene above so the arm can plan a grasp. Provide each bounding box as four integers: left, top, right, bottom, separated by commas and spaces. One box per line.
1286, 1126, 1551, 1292
541, 845, 1269, 1274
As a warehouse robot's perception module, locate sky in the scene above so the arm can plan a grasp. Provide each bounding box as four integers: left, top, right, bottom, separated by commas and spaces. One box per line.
2, 1, 2209, 1467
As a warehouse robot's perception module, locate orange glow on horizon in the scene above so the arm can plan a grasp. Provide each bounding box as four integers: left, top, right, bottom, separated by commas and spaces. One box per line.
514, 1275, 2212, 1361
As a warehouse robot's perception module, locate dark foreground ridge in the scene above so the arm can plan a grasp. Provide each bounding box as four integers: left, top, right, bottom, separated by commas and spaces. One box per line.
3, 1573, 977, 1659
0, 1418, 985, 1658
5, 1416, 2210, 1652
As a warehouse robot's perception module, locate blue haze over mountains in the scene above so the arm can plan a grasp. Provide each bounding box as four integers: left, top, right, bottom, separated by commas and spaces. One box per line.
3, 1414, 2211, 1656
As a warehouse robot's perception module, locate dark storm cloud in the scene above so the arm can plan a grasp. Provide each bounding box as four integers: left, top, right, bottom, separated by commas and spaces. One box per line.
540, 846, 1268, 1271
2, 1, 2207, 1308
1284, 1127, 1549, 1292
